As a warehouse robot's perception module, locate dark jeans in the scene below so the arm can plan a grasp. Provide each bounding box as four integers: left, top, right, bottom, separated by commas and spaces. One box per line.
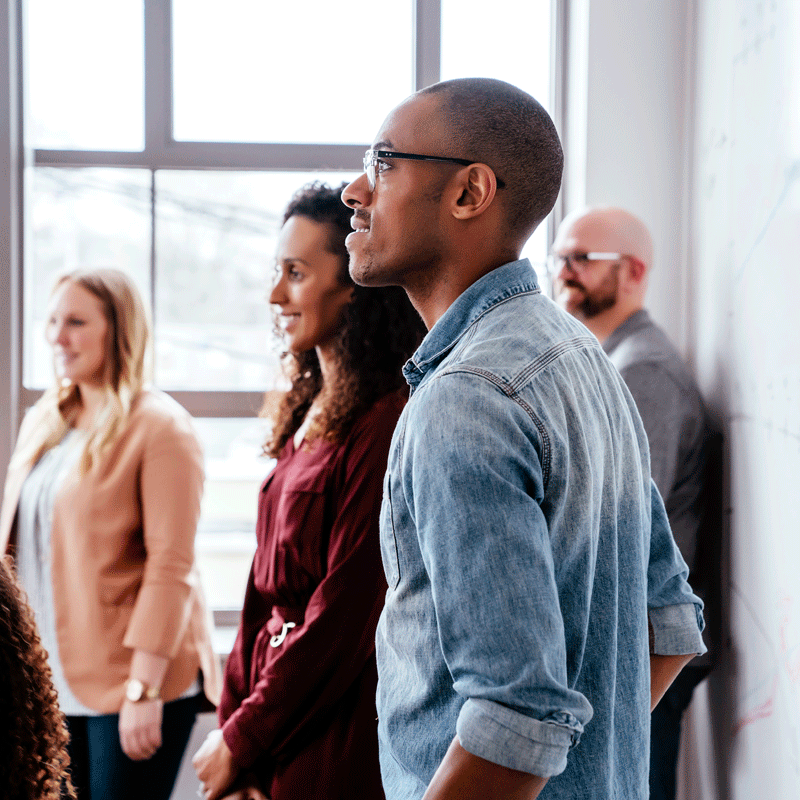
66, 694, 200, 800
650, 665, 710, 800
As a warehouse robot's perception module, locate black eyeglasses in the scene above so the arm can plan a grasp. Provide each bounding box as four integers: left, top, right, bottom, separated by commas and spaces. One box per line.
546, 252, 624, 275
363, 149, 506, 190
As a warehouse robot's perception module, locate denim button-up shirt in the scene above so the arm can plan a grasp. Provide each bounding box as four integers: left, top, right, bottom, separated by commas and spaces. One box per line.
375, 259, 705, 800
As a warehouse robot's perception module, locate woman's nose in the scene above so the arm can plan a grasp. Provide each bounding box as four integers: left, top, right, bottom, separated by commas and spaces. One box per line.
48, 322, 67, 346
269, 277, 286, 305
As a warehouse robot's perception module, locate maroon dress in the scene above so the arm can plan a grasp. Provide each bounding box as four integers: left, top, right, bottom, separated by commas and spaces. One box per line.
219, 390, 406, 800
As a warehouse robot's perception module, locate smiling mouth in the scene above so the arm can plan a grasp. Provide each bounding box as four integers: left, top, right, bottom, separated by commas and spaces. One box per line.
349, 212, 371, 233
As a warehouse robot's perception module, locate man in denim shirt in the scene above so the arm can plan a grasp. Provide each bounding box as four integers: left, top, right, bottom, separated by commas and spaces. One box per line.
342, 78, 705, 800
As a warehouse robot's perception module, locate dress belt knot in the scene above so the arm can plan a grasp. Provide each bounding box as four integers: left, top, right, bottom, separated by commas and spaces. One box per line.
267, 605, 305, 647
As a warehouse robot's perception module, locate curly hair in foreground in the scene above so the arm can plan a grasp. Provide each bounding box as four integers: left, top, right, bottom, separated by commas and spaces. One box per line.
0, 556, 75, 800
265, 181, 426, 458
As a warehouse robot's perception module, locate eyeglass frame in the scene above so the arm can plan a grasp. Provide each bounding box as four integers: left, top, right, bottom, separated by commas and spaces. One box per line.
362, 149, 506, 191
546, 251, 625, 275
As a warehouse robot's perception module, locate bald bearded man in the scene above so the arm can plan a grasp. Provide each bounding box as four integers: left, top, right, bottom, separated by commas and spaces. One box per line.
551, 207, 712, 800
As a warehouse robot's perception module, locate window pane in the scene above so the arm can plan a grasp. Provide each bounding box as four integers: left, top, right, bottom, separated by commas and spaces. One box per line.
154, 170, 358, 391
25, 167, 152, 389
172, 0, 412, 144
194, 418, 271, 609
442, 0, 553, 286
26, 0, 144, 150
441, 0, 552, 114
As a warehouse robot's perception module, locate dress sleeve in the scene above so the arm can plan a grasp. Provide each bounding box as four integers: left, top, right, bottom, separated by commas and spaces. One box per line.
218, 559, 270, 725
221, 400, 397, 768
122, 410, 205, 658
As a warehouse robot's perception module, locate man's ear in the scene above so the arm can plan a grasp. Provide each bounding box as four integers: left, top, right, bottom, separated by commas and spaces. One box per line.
450, 163, 498, 220
624, 255, 647, 287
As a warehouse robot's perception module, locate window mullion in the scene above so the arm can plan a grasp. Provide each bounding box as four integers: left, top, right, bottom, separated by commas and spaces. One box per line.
19, 388, 267, 418
33, 142, 366, 171
3, 0, 24, 475
549, 0, 567, 238
144, 0, 173, 157
414, 0, 441, 91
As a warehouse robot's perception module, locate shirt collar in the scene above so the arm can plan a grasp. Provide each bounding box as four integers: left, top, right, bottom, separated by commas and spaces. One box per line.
602, 308, 652, 355
402, 259, 540, 389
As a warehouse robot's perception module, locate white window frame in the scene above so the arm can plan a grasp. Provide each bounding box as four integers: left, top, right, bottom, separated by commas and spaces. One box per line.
1, 0, 564, 470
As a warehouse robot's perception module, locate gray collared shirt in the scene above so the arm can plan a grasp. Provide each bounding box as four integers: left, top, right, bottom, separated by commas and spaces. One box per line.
603, 309, 709, 575
603, 309, 712, 662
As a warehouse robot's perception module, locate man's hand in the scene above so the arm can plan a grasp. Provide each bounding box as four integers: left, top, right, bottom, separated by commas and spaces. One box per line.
119, 698, 163, 760
193, 728, 240, 800
423, 737, 548, 800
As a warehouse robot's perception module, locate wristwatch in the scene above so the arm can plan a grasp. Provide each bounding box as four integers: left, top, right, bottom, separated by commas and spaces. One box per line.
125, 678, 161, 702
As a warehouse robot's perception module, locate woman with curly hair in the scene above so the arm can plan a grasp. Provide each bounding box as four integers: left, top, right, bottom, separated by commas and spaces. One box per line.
0, 268, 220, 800
0, 555, 75, 800
193, 182, 426, 800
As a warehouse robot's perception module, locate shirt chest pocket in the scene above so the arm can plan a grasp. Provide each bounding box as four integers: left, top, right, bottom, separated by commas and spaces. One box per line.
274, 461, 331, 572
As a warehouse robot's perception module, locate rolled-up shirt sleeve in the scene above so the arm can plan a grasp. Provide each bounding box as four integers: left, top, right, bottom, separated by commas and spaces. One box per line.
647, 479, 707, 656
407, 375, 592, 778
457, 699, 581, 776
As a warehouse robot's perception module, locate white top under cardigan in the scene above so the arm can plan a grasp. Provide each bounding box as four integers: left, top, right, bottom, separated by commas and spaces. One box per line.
16, 429, 97, 716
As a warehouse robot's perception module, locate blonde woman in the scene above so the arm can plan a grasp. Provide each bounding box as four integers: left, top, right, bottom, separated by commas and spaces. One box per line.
0, 268, 220, 800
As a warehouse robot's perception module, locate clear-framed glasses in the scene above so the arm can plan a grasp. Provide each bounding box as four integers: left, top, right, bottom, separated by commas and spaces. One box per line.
362, 149, 505, 191
546, 252, 624, 276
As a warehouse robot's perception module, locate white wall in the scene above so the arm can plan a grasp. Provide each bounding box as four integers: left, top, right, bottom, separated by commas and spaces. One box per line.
569, 3, 800, 800
563, 0, 693, 349
689, 1, 800, 798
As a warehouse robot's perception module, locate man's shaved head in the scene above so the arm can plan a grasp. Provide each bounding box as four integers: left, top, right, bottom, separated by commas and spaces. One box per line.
553, 207, 654, 269
419, 78, 563, 243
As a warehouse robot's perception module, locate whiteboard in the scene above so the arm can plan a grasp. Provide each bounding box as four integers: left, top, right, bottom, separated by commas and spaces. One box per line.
692, 0, 800, 797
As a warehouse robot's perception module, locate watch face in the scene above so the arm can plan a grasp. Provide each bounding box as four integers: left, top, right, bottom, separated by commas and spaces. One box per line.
126, 679, 145, 702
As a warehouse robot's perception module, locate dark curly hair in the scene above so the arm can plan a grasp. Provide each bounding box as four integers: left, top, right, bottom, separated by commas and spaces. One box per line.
264, 181, 426, 457
0, 556, 76, 800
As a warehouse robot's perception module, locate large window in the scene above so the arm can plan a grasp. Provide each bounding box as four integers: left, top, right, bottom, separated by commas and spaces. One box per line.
20, 0, 557, 611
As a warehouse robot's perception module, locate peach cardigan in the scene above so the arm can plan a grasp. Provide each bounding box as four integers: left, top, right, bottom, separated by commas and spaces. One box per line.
0, 388, 221, 712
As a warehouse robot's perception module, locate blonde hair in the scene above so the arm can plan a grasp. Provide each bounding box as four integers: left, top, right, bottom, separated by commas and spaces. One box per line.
11, 268, 152, 474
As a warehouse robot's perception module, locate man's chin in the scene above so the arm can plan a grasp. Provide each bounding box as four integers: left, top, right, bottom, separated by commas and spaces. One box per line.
348, 256, 393, 288
348, 258, 374, 287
